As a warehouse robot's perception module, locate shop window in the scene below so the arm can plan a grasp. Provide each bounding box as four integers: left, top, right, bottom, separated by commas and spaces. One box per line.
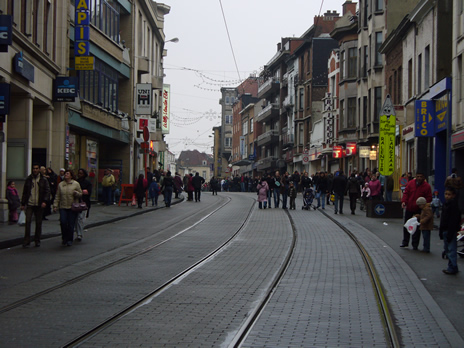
79, 59, 119, 111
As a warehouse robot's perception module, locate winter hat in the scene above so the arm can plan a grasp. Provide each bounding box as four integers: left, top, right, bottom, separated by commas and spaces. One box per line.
416, 197, 427, 205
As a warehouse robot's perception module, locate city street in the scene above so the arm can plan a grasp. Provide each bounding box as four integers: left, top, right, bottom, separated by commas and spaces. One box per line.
0, 192, 462, 347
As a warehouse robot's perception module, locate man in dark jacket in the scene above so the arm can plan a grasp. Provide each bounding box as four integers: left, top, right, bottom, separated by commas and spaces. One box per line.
439, 187, 461, 274
192, 172, 205, 202
332, 171, 348, 214
346, 173, 361, 215
315, 172, 328, 209
300, 172, 312, 191
401, 171, 432, 249
20, 163, 51, 247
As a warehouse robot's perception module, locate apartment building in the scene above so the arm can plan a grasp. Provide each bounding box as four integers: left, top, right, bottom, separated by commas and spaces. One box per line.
219, 87, 237, 173
0, 0, 171, 221
0, 0, 69, 220
329, 1, 358, 175
293, 14, 340, 174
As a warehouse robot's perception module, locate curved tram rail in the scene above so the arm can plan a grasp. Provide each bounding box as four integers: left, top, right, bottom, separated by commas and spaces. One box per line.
61, 196, 258, 347
0, 196, 232, 315
228, 209, 400, 348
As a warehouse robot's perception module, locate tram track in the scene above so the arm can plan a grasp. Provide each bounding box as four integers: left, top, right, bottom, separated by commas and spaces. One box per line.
319, 209, 400, 348
227, 207, 400, 348
227, 209, 298, 348
61, 197, 258, 348
0, 195, 232, 315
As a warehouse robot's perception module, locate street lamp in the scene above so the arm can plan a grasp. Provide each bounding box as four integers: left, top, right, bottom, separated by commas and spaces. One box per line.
165, 37, 179, 44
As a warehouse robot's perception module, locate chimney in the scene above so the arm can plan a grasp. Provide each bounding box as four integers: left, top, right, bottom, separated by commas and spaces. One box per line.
343, 1, 357, 16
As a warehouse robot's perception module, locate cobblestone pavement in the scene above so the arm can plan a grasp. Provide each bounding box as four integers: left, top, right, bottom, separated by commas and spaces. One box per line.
0, 192, 462, 347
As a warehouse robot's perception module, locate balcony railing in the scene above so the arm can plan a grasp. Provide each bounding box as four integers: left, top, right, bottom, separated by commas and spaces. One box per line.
283, 95, 294, 109
282, 133, 294, 147
256, 103, 279, 123
257, 156, 278, 170
257, 77, 280, 99
257, 129, 279, 147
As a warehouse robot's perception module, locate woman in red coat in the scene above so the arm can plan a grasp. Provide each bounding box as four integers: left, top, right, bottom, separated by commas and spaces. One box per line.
400, 172, 432, 249
134, 174, 148, 208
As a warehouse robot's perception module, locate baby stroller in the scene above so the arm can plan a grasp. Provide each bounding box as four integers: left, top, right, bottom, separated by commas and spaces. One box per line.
302, 187, 316, 210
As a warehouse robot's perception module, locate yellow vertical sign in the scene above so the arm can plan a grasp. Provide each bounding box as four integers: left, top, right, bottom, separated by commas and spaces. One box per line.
379, 115, 396, 176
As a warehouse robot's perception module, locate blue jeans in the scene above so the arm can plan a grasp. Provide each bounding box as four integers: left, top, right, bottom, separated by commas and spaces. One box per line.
267, 189, 273, 207
103, 186, 112, 205
443, 230, 459, 273
316, 191, 325, 209
240, 182, 245, 192
164, 186, 173, 207
274, 190, 280, 207
421, 230, 431, 252
334, 193, 344, 213
281, 192, 288, 209
385, 190, 393, 202
59, 208, 78, 244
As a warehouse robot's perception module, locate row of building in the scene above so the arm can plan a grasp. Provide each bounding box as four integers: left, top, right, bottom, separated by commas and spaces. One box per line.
0, 0, 178, 221
212, 0, 464, 204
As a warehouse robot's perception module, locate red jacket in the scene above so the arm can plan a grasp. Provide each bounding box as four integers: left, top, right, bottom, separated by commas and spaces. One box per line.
402, 179, 432, 212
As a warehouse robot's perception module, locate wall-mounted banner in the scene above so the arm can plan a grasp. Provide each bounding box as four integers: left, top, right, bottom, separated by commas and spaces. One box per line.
0, 15, 13, 52
75, 0, 91, 57
333, 146, 345, 159
13, 52, 35, 82
415, 100, 434, 137
434, 94, 449, 133
379, 114, 396, 176
54, 77, 78, 102
0, 83, 11, 116
135, 83, 152, 115
138, 118, 148, 130
162, 84, 170, 134
345, 142, 357, 156
75, 56, 94, 70
359, 146, 370, 158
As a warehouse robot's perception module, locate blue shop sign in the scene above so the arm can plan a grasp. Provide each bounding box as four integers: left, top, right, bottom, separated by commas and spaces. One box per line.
54, 77, 78, 102
434, 94, 449, 133
0, 15, 12, 51
13, 52, 35, 82
415, 100, 435, 137
0, 83, 10, 116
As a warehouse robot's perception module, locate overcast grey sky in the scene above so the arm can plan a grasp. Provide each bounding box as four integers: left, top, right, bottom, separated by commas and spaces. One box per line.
162, 0, 347, 156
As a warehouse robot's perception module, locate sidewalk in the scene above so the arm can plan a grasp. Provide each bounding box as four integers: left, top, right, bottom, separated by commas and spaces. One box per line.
0, 198, 183, 249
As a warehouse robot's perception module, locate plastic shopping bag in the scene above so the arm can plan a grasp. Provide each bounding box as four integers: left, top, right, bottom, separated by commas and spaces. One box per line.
17, 210, 26, 226
404, 217, 420, 234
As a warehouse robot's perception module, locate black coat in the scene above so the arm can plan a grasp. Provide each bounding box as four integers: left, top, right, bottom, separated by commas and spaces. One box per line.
439, 198, 462, 242
332, 175, 348, 195
346, 176, 361, 195
192, 175, 205, 189
316, 176, 328, 193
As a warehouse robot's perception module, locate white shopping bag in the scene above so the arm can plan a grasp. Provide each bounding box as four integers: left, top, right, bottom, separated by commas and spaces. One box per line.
17, 210, 26, 226
404, 217, 420, 234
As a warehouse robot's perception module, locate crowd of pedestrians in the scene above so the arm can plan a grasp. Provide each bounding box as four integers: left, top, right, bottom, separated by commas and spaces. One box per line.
7, 163, 462, 274
215, 167, 463, 275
